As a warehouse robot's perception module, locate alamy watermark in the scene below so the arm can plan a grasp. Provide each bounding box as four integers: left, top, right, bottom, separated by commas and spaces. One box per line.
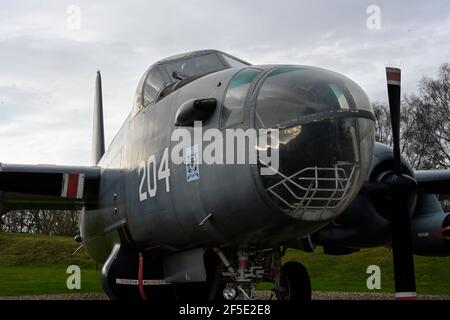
366, 265, 381, 290
138, 121, 280, 201
66, 265, 81, 290
66, 5, 81, 30
366, 5, 381, 30
170, 121, 280, 175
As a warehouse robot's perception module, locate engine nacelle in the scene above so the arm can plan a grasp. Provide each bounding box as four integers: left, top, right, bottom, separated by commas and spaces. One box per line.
315, 143, 414, 249
315, 141, 450, 257
411, 194, 450, 256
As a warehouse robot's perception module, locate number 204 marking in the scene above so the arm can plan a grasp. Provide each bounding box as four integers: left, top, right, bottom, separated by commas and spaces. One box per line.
138, 148, 170, 202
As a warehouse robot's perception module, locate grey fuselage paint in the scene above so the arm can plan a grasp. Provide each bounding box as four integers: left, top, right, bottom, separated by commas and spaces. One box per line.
80, 65, 366, 262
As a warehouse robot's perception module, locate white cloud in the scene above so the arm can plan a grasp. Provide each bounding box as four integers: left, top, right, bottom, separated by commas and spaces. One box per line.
0, 0, 449, 164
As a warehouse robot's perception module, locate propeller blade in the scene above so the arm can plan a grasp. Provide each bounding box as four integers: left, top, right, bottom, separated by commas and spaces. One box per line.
384, 67, 417, 299
384, 174, 417, 300
386, 67, 402, 174
391, 203, 417, 300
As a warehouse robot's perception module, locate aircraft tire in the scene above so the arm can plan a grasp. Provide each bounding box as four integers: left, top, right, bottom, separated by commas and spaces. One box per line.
276, 261, 311, 301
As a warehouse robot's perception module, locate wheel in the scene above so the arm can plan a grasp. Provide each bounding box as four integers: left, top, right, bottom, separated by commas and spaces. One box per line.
275, 261, 311, 301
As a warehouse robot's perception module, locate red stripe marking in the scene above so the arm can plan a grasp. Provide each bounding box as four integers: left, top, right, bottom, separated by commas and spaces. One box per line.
138, 252, 147, 300
66, 174, 79, 198
386, 71, 401, 82
443, 226, 450, 240
432, 226, 450, 241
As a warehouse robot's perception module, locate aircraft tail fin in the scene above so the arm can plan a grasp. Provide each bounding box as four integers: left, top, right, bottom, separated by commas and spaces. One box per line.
92, 71, 105, 165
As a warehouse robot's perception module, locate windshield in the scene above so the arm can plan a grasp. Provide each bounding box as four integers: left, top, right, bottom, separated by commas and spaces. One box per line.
163, 53, 227, 82
255, 66, 373, 129
220, 53, 249, 68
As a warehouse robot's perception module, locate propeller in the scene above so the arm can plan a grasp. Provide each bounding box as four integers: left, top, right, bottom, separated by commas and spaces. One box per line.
361, 67, 450, 299
364, 68, 418, 299
385, 68, 418, 299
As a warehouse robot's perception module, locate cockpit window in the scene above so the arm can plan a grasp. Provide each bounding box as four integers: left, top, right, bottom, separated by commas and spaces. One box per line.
163, 53, 227, 82
220, 68, 262, 128
255, 66, 372, 129
220, 53, 249, 68
143, 69, 165, 107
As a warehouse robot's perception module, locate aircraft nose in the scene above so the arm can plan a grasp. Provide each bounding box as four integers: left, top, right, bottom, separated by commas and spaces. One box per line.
255, 66, 375, 221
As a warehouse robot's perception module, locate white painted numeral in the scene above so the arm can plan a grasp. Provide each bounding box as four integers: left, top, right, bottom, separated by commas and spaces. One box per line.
147, 154, 157, 198
138, 161, 147, 202
158, 148, 170, 193
138, 147, 171, 201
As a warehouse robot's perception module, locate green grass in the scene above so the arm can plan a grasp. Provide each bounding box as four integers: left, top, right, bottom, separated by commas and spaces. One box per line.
1, 232, 450, 296
257, 247, 450, 295
0, 266, 102, 296
0, 232, 102, 296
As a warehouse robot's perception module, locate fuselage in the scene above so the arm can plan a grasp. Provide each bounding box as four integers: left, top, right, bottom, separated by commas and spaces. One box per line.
80, 51, 375, 262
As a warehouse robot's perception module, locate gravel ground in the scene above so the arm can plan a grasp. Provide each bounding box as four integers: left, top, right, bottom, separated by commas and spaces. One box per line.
258, 291, 450, 300
1, 291, 449, 300
0, 293, 110, 300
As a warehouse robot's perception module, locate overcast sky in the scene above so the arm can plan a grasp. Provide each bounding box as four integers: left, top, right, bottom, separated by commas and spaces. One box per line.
0, 0, 449, 165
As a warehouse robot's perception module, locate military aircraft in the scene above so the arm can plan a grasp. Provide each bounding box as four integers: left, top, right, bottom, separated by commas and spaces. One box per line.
1, 49, 450, 300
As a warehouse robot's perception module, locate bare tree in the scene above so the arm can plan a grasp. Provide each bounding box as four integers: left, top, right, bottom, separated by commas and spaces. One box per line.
413, 63, 450, 168
1, 209, 79, 236
373, 63, 450, 170
373, 101, 392, 146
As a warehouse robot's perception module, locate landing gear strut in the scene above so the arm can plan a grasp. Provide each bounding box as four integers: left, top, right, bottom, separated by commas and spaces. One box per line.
213, 248, 264, 300
212, 247, 312, 301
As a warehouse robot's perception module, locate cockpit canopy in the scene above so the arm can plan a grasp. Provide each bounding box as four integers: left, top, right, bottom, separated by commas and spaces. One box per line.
133, 50, 250, 115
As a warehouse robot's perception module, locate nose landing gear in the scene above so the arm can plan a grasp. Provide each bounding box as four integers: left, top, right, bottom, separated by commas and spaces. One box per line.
213, 248, 264, 300
212, 247, 311, 301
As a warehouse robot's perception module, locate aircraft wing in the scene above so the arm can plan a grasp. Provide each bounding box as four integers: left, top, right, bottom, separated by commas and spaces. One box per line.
415, 169, 450, 195
0, 163, 100, 214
